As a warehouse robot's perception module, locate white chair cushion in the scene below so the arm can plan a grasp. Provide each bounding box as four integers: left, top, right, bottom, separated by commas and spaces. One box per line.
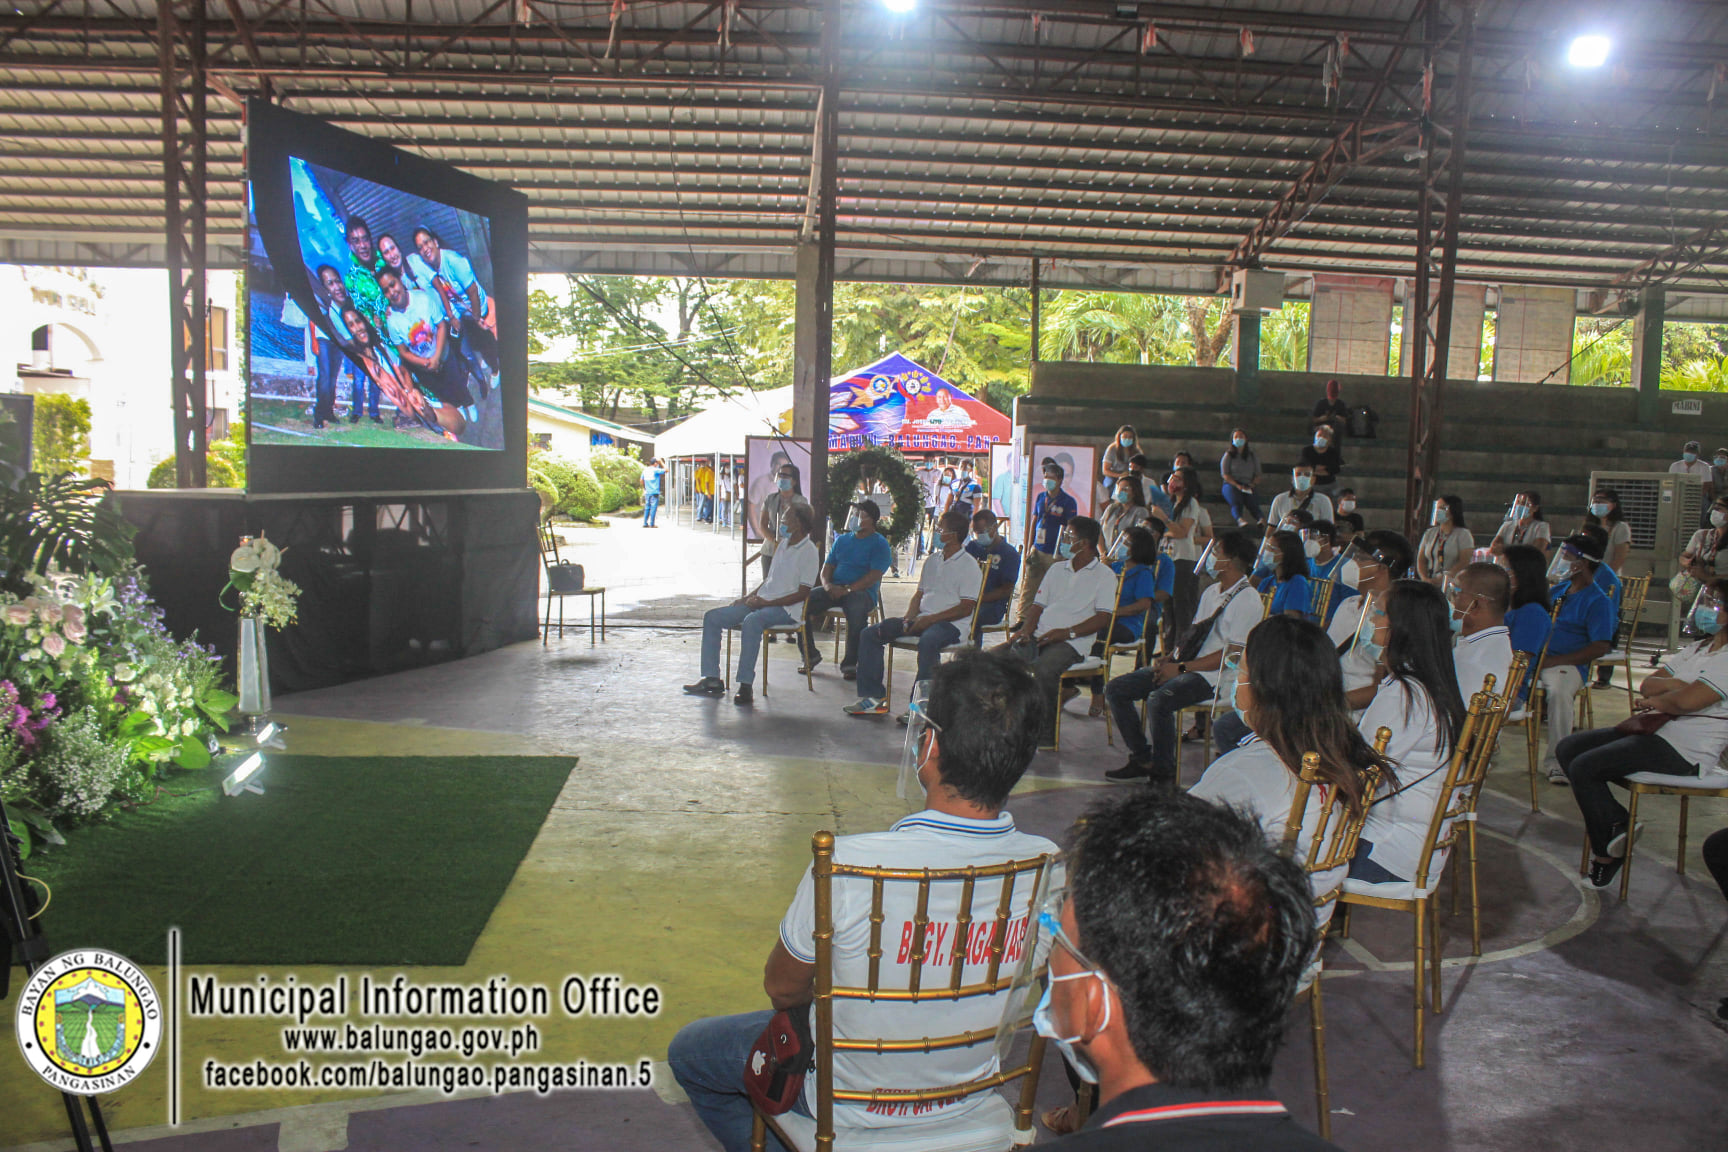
771, 1092, 1026, 1152
1624, 770, 1728, 791
1065, 656, 1104, 673
1341, 876, 1437, 902
890, 635, 923, 649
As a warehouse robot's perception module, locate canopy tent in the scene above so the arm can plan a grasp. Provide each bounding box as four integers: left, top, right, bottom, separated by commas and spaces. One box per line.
828, 353, 1011, 456
653, 385, 794, 459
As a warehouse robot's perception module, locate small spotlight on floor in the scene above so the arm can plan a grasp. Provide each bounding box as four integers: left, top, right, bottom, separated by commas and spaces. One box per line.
883, 0, 915, 13
254, 721, 287, 749
224, 753, 266, 797
1567, 34, 1610, 67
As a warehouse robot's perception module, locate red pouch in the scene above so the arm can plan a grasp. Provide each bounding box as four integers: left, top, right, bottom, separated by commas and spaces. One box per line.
743, 1006, 815, 1116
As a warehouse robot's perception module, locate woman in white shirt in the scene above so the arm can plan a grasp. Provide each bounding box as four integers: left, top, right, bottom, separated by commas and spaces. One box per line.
1150, 466, 1205, 650
1191, 615, 1390, 926
1558, 577, 1728, 890
1416, 495, 1474, 586
1489, 490, 1551, 560
1681, 496, 1728, 585
1348, 580, 1469, 886
1586, 486, 1632, 575
1100, 475, 1150, 559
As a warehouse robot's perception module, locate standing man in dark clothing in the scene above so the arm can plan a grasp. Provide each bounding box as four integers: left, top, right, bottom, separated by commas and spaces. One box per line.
1041, 791, 1342, 1151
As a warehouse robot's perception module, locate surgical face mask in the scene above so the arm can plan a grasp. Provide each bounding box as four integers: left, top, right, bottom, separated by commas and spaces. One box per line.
1716, 457, 1728, 469
1589, 502, 1610, 518
972, 530, 994, 546
1203, 550, 1219, 578
1031, 973, 1108, 1086
1231, 675, 1250, 714
1449, 605, 1467, 634
845, 512, 861, 533
777, 476, 793, 492
777, 524, 791, 541
1280, 518, 1299, 533
1293, 474, 1313, 492
1339, 499, 1356, 513
1359, 637, 1385, 664
1255, 545, 1274, 571
1119, 435, 1133, 447
1695, 603, 1724, 635
1113, 489, 1131, 504
1684, 451, 1699, 463
1511, 503, 1530, 521
1713, 510, 1728, 530
1432, 503, 1446, 527
1232, 436, 1247, 449
1043, 477, 1059, 492
1313, 435, 1327, 450
1059, 538, 1081, 559
1548, 554, 1574, 582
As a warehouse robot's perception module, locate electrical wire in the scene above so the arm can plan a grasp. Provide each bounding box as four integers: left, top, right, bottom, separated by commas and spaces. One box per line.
18, 872, 50, 918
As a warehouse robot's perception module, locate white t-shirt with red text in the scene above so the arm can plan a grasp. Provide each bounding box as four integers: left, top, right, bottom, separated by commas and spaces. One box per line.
778, 810, 1057, 1131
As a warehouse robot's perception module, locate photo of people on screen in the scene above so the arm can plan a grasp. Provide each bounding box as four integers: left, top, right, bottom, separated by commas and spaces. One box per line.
247, 157, 504, 451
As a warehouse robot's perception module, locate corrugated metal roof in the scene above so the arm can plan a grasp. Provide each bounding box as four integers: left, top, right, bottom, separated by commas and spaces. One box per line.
0, 0, 1724, 297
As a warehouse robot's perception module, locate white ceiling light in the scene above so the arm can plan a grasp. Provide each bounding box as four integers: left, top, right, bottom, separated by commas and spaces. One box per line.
883, 0, 916, 12
1567, 35, 1610, 68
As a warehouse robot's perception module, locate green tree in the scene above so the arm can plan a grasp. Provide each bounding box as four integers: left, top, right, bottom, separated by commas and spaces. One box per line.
31, 393, 91, 476
1568, 318, 1633, 387
1259, 302, 1309, 371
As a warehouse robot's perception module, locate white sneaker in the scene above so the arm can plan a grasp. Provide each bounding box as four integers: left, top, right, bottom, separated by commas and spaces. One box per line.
1546, 763, 1569, 785
1507, 706, 1528, 722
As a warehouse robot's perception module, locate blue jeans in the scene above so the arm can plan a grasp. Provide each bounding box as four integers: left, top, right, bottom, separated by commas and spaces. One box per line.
1212, 709, 1252, 756
349, 357, 380, 418
801, 586, 879, 669
855, 617, 960, 701
701, 602, 795, 683
668, 1010, 806, 1152
1221, 481, 1262, 525
314, 338, 355, 423
1105, 668, 1212, 772
644, 493, 661, 526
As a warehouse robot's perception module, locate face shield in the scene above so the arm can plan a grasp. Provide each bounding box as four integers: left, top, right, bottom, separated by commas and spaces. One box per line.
992, 865, 1064, 1067
897, 680, 937, 806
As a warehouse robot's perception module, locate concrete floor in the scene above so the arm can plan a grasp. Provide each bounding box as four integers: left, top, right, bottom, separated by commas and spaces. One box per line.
3, 516, 1726, 1152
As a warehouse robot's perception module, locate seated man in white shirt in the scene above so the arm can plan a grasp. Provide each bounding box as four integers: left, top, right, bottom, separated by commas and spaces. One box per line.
1450, 561, 1514, 702
1104, 530, 1266, 788
995, 516, 1118, 746
845, 511, 981, 719
1266, 466, 1334, 538
667, 651, 1059, 1152
685, 503, 821, 707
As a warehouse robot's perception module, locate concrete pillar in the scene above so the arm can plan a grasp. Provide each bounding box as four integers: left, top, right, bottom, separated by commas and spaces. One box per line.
792, 241, 821, 440
1232, 310, 1261, 406
1631, 287, 1665, 426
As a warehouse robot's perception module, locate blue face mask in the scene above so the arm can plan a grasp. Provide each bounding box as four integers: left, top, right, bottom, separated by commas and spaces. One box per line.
1359, 637, 1385, 664
777, 524, 791, 541
1044, 477, 1059, 493
1684, 452, 1699, 463
1119, 436, 1133, 447
777, 477, 793, 492
1203, 551, 1219, 578
1589, 502, 1610, 518
1449, 611, 1465, 634
1113, 489, 1130, 504
1031, 976, 1104, 1085
1695, 604, 1723, 635
1231, 675, 1249, 714
1232, 436, 1246, 449
1313, 436, 1327, 450
1057, 540, 1075, 560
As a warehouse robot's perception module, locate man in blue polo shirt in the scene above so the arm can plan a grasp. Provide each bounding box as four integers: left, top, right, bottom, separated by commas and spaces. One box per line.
966, 508, 1021, 640
1579, 523, 1624, 690
1019, 461, 1079, 623
1541, 533, 1618, 785
799, 498, 894, 677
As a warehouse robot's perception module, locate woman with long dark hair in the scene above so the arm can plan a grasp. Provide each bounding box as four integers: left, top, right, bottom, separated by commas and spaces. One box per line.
1219, 425, 1262, 527
1416, 494, 1473, 586
1100, 473, 1149, 559
1258, 529, 1312, 618
1086, 524, 1171, 717
1682, 495, 1728, 584
1490, 490, 1551, 559
1586, 486, 1631, 575
1192, 614, 1392, 924
1502, 543, 1552, 706
1348, 579, 1469, 886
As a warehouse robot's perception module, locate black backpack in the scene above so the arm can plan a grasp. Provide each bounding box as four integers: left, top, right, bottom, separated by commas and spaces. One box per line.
1346, 405, 1378, 439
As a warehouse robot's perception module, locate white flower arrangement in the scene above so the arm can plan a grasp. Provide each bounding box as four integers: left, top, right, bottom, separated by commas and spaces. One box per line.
0, 574, 96, 672
225, 533, 300, 630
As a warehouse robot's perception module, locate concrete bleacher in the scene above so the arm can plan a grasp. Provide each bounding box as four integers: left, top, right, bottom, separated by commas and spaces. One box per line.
1018, 361, 1720, 542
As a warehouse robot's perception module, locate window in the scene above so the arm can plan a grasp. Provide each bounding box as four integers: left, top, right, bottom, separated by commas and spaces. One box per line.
207, 305, 230, 372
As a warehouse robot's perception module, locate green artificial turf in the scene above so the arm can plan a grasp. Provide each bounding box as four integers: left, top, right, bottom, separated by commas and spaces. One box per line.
21, 755, 575, 966
250, 398, 481, 450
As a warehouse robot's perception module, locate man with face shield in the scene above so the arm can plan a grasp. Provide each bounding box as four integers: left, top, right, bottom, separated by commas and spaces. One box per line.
1538, 534, 1618, 784
1449, 562, 1514, 701
669, 651, 1056, 1151
1030, 790, 1339, 1150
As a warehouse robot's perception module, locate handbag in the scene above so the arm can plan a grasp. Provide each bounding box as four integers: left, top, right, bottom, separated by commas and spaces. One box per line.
1174, 583, 1248, 665
743, 1005, 815, 1116
1615, 710, 1672, 737
545, 561, 585, 595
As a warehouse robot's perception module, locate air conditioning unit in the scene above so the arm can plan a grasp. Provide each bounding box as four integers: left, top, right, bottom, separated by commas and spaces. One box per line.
1230, 269, 1286, 313
1586, 470, 1701, 582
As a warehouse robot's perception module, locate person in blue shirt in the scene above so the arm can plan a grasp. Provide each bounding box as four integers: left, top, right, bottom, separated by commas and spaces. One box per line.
1257, 531, 1313, 619
964, 509, 1020, 639
798, 498, 894, 676
1018, 461, 1079, 623
1540, 534, 1618, 784
1086, 525, 1173, 718
1501, 544, 1553, 707
1129, 454, 1175, 518
643, 457, 666, 528
1307, 520, 1355, 625
1578, 523, 1625, 688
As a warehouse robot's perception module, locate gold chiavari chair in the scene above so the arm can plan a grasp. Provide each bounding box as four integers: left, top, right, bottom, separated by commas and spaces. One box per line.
1511, 599, 1566, 811
1577, 765, 1728, 903
1309, 577, 1336, 627
1287, 728, 1390, 1142
1102, 598, 1159, 749
1584, 573, 1653, 723
1338, 685, 1502, 1069
749, 833, 1055, 1152
1447, 669, 1521, 955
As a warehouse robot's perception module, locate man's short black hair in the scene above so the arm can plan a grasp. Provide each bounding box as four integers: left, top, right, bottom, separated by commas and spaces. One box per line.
1565, 530, 1605, 567
1309, 519, 1337, 542
1362, 529, 1414, 579
1128, 454, 1151, 471
1043, 462, 1065, 481
938, 509, 969, 536
853, 499, 881, 523
971, 508, 998, 527
1341, 512, 1365, 533
1068, 790, 1315, 1091
1069, 515, 1102, 550
926, 650, 1044, 809
345, 214, 370, 237
1288, 509, 1315, 529
1215, 528, 1257, 572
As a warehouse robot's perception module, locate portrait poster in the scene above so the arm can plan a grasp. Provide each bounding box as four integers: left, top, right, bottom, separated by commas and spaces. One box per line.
743, 435, 813, 545
989, 442, 1017, 522
1028, 443, 1097, 527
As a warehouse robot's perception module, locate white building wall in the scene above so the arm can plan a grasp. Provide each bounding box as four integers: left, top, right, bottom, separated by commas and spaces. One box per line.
1, 265, 241, 489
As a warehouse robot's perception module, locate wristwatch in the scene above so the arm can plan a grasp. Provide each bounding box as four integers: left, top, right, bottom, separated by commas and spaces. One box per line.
1177, 662, 1187, 674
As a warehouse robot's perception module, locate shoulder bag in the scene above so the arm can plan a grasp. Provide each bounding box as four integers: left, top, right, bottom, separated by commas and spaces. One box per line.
744, 1005, 816, 1116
